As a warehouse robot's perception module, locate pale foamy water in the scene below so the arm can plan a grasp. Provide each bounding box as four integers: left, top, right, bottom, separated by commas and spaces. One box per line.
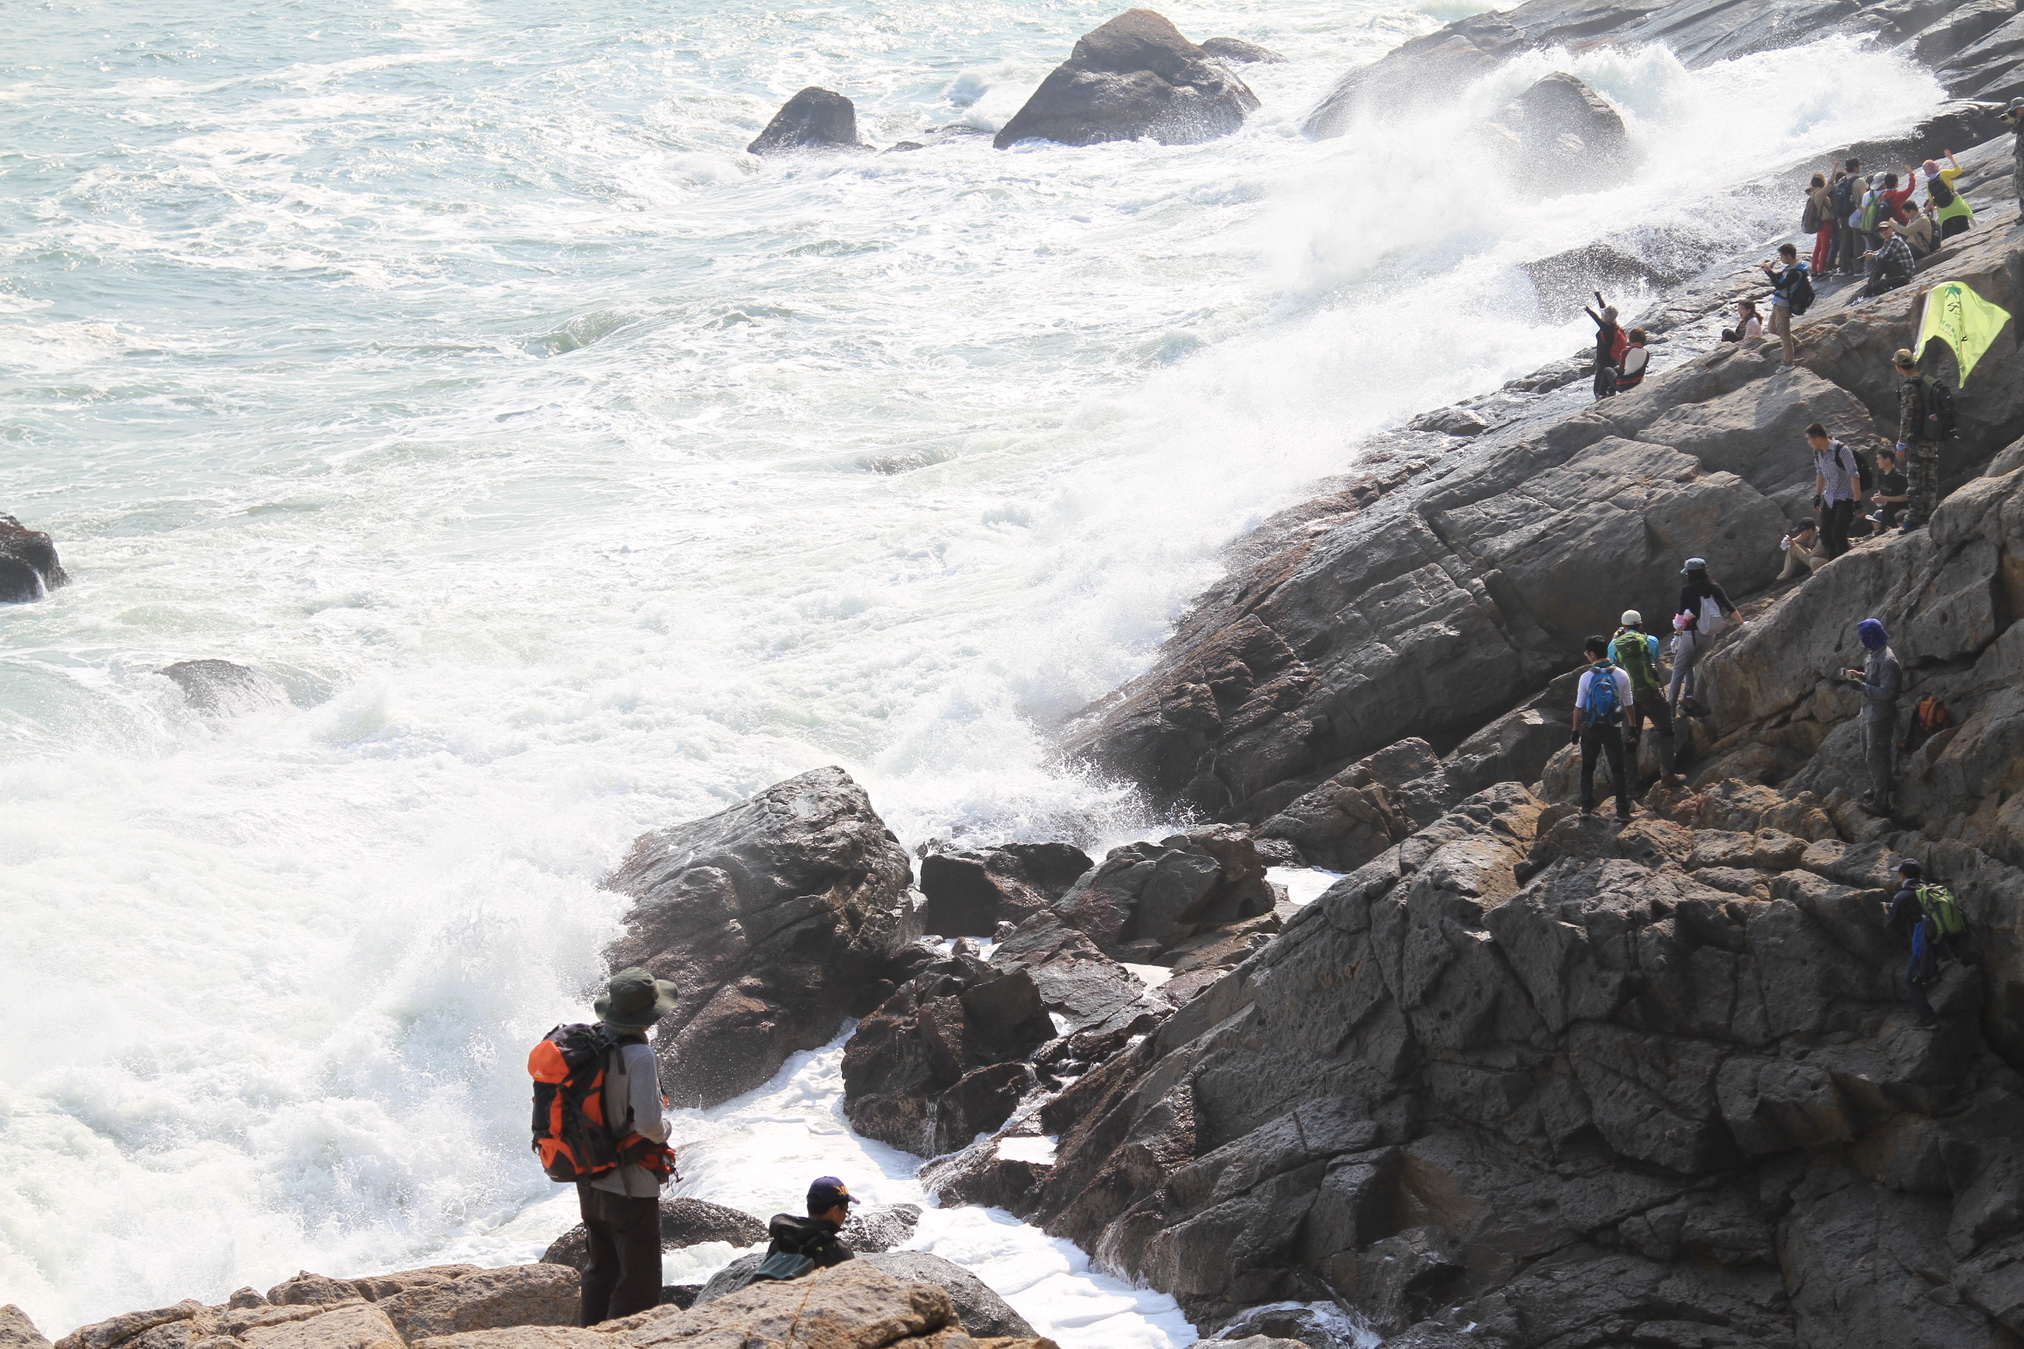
0, 0, 1942, 1333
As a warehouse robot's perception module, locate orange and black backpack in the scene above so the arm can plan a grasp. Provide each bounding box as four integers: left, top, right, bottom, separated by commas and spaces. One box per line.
528, 1024, 677, 1183
1898, 694, 1953, 755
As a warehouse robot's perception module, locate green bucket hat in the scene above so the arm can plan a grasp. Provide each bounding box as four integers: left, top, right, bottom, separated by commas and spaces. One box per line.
595, 967, 680, 1029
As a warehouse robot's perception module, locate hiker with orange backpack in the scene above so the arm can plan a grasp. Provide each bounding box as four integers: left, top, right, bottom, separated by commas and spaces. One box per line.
530, 967, 680, 1325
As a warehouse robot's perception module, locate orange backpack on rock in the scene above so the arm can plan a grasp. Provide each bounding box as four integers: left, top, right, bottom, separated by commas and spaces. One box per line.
529, 1024, 677, 1183
1898, 694, 1953, 755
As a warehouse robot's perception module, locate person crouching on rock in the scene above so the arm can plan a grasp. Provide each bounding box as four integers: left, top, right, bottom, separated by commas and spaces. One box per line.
1615, 327, 1650, 391
1860, 219, 1913, 299
1777, 517, 1821, 581
580, 968, 680, 1325
757, 1177, 858, 1279
1571, 636, 1635, 822
1611, 611, 1680, 786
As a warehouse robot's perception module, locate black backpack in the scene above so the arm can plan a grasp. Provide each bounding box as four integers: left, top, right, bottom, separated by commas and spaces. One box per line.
1842, 443, 1873, 493
1922, 378, 1958, 440
1788, 269, 1815, 316
1930, 175, 1956, 210
1832, 175, 1856, 218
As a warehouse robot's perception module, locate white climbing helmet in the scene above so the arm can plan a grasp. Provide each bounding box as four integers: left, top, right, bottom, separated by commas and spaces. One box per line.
1620, 609, 1642, 626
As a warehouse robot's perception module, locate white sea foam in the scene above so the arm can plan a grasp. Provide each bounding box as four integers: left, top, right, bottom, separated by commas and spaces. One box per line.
0, 0, 1945, 1334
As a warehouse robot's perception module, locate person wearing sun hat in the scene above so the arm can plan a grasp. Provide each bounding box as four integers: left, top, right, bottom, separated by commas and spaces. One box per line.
579, 966, 680, 1325
1840, 618, 1902, 816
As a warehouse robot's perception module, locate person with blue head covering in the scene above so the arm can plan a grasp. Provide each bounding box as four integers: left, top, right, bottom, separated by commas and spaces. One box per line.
1840, 618, 1902, 814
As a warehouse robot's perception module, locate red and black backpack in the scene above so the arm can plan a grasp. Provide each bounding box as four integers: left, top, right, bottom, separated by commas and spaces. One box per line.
528, 1024, 677, 1183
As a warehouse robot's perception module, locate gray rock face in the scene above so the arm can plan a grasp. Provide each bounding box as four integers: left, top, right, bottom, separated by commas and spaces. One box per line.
0, 1307, 52, 1349
918, 841, 1092, 938
1199, 37, 1287, 65
1484, 72, 1636, 194
540, 1198, 767, 1272
1255, 738, 1447, 871
746, 88, 869, 156
605, 767, 919, 1107
0, 515, 67, 603
856, 1252, 1036, 1339
1304, 0, 2024, 138
837, 1203, 922, 1254
1053, 824, 1275, 961
994, 9, 1260, 149
159, 660, 289, 716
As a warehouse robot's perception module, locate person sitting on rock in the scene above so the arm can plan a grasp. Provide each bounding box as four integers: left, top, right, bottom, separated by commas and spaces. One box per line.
1777, 518, 1822, 581
757, 1177, 859, 1279
1615, 328, 1650, 391
1720, 299, 1761, 344
1900, 204, 1936, 258
1611, 610, 1679, 785
1860, 219, 1913, 299
1865, 446, 1909, 533
1571, 635, 1635, 822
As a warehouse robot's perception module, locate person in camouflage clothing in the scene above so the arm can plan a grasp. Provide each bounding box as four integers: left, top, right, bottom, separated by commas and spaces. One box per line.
1896, 349, 1939, 531
2006, 99, 2024, 214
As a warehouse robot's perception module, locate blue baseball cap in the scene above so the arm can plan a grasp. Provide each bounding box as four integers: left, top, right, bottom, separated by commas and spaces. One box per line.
808, 1176, 857, 1210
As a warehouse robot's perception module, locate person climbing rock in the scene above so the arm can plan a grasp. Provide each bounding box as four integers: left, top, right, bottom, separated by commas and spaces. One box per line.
1777, 517, 1822, 580
1895, 349, 1941, 531
1883, 860, 1970, 1026
1923, 153, 1972, 242
1615, 327, 1650, 391
1584, 293, 1625, 399
757, 1177, 859, 1279
577, 967, 680, 1325
1809, 423, 1860, 559
1840, 617, 1902, 816
1758, 244, 1806, 366
2006, 99, 2024, 214
1611, 610, 1679, 784
1669, 558, 1741, 716
1571, 635, 1635, 821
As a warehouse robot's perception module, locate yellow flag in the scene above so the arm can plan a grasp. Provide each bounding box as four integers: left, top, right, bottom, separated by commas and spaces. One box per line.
1917, 281, 2012, 384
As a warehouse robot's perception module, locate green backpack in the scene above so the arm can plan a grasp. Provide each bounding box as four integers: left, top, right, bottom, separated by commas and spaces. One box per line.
1611, 631, 1662, 695
1916, 884, 1968, 938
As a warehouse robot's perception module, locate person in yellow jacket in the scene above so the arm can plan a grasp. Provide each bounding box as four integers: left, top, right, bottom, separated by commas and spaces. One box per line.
1921, 153, 1972, 242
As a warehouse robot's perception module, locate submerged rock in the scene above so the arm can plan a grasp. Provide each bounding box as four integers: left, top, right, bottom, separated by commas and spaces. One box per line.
0, 515, 67, 603
994, 9, 1259, 149
837, 1202, 922, 1254
1483, 71, 1636, 194
159, 659, 289, 716
1199, 37, 1287, 65
747, 87, 870, 156
605, 767, 919, 1107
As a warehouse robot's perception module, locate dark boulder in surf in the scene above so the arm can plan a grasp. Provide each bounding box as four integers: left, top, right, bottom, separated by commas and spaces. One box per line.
1052, 824, 1276, 962
1484, 71, 1636, 194
994, 9, 1259, 149
919, 840, 1092, 937
539, 1197, 765, 1272
1199, 37, 1287, 65
0, 515, 68, 603
747, 87, 871, 156
159, 660, 289, 716
605, 767, 921, 1107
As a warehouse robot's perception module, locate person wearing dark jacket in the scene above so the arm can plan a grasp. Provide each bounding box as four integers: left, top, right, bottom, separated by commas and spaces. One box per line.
1883, 859, 1969, 1025
1757, 244, 1805, 366
762, 1177, 859, 1273
1895, 349, 1940, 531
1584, 293, 1623, 399
1840, 617, 1902, 814
1668, 558, 1741, 713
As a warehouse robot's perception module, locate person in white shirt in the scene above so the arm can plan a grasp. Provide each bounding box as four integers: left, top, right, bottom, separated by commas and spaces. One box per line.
1571, 635, 1637, 821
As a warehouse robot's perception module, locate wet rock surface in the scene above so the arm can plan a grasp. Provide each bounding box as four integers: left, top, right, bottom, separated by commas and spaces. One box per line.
1484, 72, 1636, 194
747, 88, 869, 155
159, 660, 289, 716
0, 515, 68, 603
605, 767, 920, 1107
918, 843, 1091, 938
994, 9, 1259, 149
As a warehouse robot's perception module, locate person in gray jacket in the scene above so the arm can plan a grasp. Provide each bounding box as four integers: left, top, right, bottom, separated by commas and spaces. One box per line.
1840, 618, 1902, 815
580, 967, 679, 1325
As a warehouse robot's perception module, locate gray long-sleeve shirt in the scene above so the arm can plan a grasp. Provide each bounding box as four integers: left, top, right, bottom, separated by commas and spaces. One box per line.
587, 1033, 671, 1198
1860, 645, 1902, 723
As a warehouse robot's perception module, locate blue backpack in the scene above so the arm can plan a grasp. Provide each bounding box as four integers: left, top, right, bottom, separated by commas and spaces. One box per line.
1583, 663, 1623, 725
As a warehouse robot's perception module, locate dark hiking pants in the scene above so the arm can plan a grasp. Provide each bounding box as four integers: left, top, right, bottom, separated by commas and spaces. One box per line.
1625, 689, 1676, 778
578, 1183, 661, 1325
1580, 723, 1631, 818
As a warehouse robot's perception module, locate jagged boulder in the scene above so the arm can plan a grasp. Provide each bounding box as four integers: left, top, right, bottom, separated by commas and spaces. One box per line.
0, 1307, 51, 1349
918, 842, 1091, 938
994, 9, 1259, 149
746, 88, 869, 156
1052, 824, 1274, 960
691, 1252, 1035, 1342
0, 515, 67, 603
605, 767, 919, 1107
1255, 738, 1448, 870
842, 944, 1055, 1156
1483, 72, 1636, 194
837, 1203, 922, 1254
541, 1198, 766, 1272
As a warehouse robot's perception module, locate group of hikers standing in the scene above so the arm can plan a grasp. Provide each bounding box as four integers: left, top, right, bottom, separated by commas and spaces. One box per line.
532, 968, 861, 1327
1802, 151, 1976, 299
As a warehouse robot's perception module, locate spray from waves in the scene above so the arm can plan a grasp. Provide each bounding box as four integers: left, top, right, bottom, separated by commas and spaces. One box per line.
0, 1, 1946, 1335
